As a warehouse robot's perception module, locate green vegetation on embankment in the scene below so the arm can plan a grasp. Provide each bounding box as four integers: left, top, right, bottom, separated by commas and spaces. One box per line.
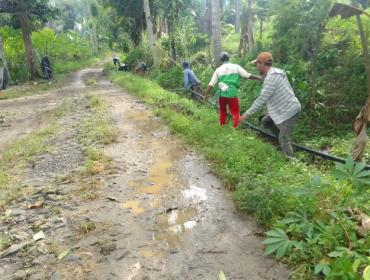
107, 70, 370, 279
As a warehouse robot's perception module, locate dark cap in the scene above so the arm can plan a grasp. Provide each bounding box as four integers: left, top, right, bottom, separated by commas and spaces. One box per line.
181, 61, 189, 68
220, 52, 230, 60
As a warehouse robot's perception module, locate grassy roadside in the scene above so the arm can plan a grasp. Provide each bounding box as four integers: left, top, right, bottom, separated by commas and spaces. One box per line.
0, 99, 76, 212
107, 71, 370, 279
0, 91, 118, 212
0, 55, 105, 100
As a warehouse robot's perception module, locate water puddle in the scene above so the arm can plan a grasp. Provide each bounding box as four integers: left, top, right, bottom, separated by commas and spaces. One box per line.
138, 250, 153, 258
182, 185, 208, 203
129, 145, 183, 195
124, 109, 201, 248
121, 201, 145, 214
127, 111, 151, 122
154, 208, 197, 248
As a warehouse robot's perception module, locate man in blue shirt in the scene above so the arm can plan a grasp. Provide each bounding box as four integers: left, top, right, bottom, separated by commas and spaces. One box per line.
181, 61, 201, 101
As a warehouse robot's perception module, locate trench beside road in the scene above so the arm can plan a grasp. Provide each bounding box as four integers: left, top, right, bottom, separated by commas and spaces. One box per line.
0, 58, 289, 280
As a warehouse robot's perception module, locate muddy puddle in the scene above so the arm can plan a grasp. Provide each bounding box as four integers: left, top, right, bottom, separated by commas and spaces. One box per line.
122, 109, 199, 249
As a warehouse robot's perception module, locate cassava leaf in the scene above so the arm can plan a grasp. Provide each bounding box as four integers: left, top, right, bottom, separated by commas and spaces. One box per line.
329, 171, 350, 180
264, 241, 286, 256
353, 162, 366, 177
282, 218, 302, 224
346, 157, 355, 174
262, 237, 285, 244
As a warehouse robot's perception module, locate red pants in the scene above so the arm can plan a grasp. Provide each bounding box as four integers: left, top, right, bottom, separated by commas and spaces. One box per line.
219, 97, 240, 128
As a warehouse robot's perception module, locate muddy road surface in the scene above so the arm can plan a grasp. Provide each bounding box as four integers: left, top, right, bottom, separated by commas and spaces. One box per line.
0, 58, 289, 280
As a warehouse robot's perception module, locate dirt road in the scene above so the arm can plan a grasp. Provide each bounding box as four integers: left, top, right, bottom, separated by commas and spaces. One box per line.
0, 58, 289, 280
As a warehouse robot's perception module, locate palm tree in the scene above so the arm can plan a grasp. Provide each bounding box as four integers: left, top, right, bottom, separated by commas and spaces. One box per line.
211, 0, 221, 63
0, 33, 10, 82
144, 0, 159, 67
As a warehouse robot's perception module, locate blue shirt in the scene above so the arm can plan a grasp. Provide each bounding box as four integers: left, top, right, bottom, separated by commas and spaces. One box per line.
184, 68, 200, 89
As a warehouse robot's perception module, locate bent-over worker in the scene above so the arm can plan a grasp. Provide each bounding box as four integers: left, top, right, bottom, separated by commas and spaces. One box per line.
239, 52, 301, 157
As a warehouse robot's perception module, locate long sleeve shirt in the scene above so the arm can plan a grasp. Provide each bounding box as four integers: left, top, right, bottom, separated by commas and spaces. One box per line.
245, 67, 301, 125
184, 68, 200, 89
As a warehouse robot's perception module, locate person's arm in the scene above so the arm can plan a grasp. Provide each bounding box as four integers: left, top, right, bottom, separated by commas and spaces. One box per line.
184, 70, 190, 89
240, 76, 275, 122
203, 85, 214, 102
237, 65, 263, 82
203, 71, 218, 102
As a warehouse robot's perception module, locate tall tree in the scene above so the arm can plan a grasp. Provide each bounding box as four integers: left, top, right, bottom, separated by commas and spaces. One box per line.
0, 33, 10, 82
203, 0, 212, 33
144, 0, 159, 67
0, 0, 57, 79
351, 0, 370, 93
235, 0, 240, 34
237, 0, 254, 56
211, 0, 221, 63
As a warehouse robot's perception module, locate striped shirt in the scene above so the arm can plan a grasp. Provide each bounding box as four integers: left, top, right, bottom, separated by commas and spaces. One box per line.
245, 67, 301, 125
209, 62, 251, 98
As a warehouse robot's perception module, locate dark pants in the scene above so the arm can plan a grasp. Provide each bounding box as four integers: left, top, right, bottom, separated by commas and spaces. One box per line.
191, 84, 200, 101
261, 111, 300, 157
114, 59, 119, 66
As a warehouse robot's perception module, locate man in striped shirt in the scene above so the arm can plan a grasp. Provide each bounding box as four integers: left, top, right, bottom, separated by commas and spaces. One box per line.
203, 52, 263, 127
239, 52, 301, 157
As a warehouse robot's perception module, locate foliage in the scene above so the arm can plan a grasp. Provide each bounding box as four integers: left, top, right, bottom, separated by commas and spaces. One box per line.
0, 26, 99, 80
262, 157, 370, 278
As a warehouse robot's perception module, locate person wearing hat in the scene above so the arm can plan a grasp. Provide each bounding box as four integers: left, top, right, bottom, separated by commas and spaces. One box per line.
239, 52, 301, 157
181, 61, 201, 101
203, 52, 263, 128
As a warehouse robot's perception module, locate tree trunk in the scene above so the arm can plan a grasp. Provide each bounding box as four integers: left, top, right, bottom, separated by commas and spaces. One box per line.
144, 0, 159, 67
167, 0, 176, 61
260, 17, 263, 40
203, 0, 212, 33
246, 0, 254, 54
354, 8, 370, 93
211, 0, 222, 64
19, 13, 38, 79
0, 33, 11, 82
235, 0, 240, 34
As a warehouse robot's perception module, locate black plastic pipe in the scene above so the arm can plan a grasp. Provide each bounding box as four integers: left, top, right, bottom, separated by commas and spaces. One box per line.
171, 88, 370, 169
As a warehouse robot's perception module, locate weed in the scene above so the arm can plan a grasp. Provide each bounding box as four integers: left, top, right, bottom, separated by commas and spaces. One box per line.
85, 77, 97, 85
47, 244, 60, 253
79, 221, 96, 234
52, 206, 62, 215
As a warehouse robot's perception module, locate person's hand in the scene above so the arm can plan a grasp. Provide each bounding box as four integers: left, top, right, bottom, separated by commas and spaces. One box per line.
203, 95, 208, 104
239, 114, 247, 123
258, 76, 264, 82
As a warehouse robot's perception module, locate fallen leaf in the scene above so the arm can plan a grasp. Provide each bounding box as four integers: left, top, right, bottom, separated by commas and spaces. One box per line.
33, 231, 45, 241
93, 165, 105, 170
57, 249, 70, 260
29, 201, 43, 209
106, 197, 121, 203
